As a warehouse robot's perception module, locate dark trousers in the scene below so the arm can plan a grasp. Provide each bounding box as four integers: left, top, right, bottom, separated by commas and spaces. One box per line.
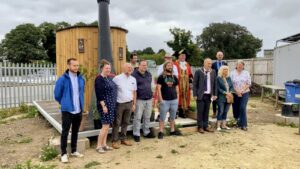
61, 112, 82, 155
232, 93, 249, 127
112, 102, 132, 142
197, 94, 211, 129
212, 100, 218, 113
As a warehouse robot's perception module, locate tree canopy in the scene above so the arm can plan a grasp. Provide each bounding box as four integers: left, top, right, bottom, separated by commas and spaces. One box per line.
2, 23, 47, 63
196, 22, 262, 59
166, 27, 202, 66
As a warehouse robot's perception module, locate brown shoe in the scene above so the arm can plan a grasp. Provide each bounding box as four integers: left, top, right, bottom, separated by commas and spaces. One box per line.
204, 128, 214, 133
198, 128, 204, 134
112, 142, 120, 149
121, 140, 133, 146
212, 112, 216, 118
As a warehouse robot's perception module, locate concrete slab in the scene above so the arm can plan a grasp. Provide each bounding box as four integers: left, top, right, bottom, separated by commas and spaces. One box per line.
274, 114, 299, 127
49, 137, 90, 154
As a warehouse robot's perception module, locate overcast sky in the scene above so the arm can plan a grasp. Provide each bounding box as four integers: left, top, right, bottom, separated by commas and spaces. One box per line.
1, 0, 300, 56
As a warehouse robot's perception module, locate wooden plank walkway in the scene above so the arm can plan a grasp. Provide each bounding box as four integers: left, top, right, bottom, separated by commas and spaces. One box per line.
33, 100, 197, 138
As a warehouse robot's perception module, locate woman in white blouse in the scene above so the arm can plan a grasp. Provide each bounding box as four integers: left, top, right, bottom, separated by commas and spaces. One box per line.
230, 60, 251, 131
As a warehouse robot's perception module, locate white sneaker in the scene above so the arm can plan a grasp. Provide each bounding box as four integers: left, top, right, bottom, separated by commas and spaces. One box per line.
70, 151, 84, 158
217, 127, 222, 131
61, 154, 69, 163
222, 126, 231, 130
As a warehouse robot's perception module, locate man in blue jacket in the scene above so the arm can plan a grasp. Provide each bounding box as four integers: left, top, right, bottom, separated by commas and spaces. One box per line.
54, 58, 85, 163
211, 51, 227, 118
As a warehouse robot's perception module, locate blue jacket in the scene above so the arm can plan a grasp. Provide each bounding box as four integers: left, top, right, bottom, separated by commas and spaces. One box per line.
212, 60, 227, 74
216, 76, 234, 103
54, 70, 85, 112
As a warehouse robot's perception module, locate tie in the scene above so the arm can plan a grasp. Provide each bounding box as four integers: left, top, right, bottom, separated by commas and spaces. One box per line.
203, 71, 208, 91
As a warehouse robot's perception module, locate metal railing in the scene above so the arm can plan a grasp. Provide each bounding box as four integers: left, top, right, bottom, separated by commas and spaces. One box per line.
0, 62, 56, 109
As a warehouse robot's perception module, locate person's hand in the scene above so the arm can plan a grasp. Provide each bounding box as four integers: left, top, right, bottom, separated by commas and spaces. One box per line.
132, 104, 136, 112
212, 96, 218, 100
103, 106, 108, 113
194, 96, 197, 100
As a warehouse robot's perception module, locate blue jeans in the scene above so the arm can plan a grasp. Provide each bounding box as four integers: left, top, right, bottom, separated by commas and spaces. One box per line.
159, 99, 178, 121
232, 92, 249, 127
217, 101, 230, 121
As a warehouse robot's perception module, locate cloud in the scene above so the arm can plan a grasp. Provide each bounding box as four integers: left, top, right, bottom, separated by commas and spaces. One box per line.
1, 0, 300, 55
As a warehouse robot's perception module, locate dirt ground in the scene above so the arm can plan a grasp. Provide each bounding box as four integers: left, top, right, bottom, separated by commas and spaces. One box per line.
1, 97, 300, 169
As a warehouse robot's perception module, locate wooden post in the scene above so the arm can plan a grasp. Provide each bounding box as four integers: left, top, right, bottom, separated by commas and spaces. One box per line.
251, 58, 254, 82
261, 86, 264, 102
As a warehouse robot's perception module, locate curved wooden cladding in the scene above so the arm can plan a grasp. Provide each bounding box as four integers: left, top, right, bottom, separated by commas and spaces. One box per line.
56, 27, 127, 111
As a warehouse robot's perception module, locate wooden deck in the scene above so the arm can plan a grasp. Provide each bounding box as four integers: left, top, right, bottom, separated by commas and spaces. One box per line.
33, 100, 197, 138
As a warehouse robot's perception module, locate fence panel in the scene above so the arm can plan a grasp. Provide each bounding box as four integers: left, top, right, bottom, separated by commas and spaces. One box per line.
0, 62, 56, 109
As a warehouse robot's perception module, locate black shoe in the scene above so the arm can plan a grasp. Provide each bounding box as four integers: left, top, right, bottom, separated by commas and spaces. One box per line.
170, 130, 182, 136
144, 132, 155, 138
133, 135, 140, 142
241, 127, 248, 131
158, 132, 164, 139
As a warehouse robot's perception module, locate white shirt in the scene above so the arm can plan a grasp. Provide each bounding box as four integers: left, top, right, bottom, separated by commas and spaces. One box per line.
113, 73, 137, 103
203, 68, 211, 94
157, 64, 178, 77
69, 72, 81, 114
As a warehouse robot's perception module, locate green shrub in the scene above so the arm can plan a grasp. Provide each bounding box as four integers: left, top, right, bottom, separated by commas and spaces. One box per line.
18, 137, 33, 144
84, 161, 101, 168
139, 53, 165, 65
20, 104, 39, 118
14, 160, 56, 169
40, 145, 58, 162
0, 104, 39, 121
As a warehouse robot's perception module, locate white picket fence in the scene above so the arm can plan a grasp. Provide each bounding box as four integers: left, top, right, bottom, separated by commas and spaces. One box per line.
0, 62, 56, 109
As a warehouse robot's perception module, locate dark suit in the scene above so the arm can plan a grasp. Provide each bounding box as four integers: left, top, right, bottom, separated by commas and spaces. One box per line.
211, 60, 227, 114
193, 68, 217, 129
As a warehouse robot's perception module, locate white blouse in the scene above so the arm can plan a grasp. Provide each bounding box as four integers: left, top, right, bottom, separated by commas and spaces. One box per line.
230, 69, 251, 93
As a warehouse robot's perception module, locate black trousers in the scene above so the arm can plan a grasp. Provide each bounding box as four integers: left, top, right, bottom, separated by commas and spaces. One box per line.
61, 112, 82, 155
212, 100, 218, 113
197, 94, 211, 129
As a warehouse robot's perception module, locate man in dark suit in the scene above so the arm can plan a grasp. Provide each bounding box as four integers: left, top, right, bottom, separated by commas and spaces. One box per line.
193, 58, 217, 133
211, 51, 227, 118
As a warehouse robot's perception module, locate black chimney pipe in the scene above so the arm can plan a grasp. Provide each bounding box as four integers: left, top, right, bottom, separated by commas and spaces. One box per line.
97, 0, 114, 71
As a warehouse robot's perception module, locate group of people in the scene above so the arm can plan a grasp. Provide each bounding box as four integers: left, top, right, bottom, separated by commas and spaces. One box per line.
193, 52, 251, 133
54, 50, 251, 163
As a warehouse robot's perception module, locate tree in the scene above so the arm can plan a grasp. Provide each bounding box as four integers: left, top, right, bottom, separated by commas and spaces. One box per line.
0, 41, 6, 62
55, 21, 71, 30
142, 47, 155, 55
2, 23, 47, 63
74, 22, 88, 26
39, 22, 56, 63
126, 45, 131, 62
89, 20, 98, 26
157, 49, 166, 55
196, 22, 262, 59
167, 27, 202, 66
